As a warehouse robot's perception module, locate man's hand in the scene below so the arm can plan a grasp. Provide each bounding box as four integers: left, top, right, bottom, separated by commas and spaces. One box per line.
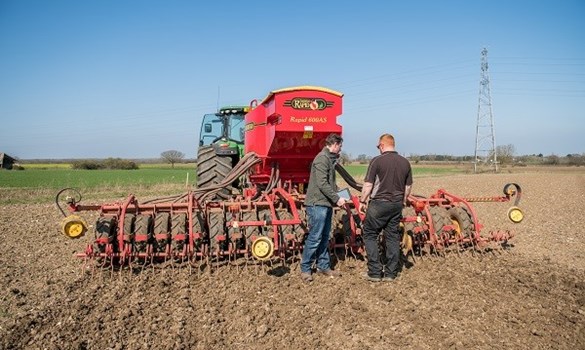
336, 198, 346, 207
358, 202, 367, 214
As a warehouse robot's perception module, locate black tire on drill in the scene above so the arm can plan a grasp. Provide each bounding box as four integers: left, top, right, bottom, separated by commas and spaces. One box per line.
133, 214, 152, 253
192, 210, 205, 252
94, 216, 116, 255
171, 213, 187, 254
242, 210, 259, 242
153, 212, 170, 253
208, 211, 226, 253
196, 145, 233, 199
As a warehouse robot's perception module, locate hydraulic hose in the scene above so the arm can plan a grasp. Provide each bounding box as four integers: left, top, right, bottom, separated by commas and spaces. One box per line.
335, 163, 363, 191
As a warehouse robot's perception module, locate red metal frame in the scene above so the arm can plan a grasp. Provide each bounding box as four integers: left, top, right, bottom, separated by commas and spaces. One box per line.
67, 183, 520, 264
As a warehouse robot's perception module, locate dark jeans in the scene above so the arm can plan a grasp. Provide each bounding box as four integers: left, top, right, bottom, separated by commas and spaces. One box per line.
300, 205, 333, 273
362, 200, 403, 278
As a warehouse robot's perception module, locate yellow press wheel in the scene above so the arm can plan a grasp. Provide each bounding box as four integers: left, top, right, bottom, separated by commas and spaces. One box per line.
61, 215, 88, 239
507, 206, 524, 223
251, 236, 274, 261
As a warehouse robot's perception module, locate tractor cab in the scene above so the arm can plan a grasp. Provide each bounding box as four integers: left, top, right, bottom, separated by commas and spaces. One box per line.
198, 106, 248, 155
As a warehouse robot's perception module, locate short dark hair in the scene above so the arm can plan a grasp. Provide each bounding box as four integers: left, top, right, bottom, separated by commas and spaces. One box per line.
325, 133, 343, 146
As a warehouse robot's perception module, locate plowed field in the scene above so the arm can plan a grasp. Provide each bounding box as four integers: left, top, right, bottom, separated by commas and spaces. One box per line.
1, 171, 584, 349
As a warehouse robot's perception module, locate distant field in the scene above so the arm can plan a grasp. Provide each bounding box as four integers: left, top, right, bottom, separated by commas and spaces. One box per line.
0, 168, 195, 189
0, 163, 464, 190
22, 163, 72, 169
137, 163, 196, 170
23, 163, 196, 170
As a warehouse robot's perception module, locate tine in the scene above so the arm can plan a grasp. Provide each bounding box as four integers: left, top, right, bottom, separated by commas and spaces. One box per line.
188, 253, 193, 275
109, 257, 115, 279
80, 257, 88, 277
344, 244, 349, 263
128, 259, 133, 277
215, 251, 219, 273
205, 255, 211, 278
350, 244, 358, 261
422, 243, 428, 260
194, 253, 200, 277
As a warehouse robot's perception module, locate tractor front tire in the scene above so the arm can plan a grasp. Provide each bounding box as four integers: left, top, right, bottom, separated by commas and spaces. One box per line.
196, 146, 233, 199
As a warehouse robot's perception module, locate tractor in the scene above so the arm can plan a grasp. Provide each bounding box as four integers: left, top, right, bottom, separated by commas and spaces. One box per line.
56, 86, 524, 268
196, 106, 249, 198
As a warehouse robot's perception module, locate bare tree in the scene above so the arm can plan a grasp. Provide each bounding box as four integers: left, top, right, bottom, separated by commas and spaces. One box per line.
495, 144, 516, 165
356, 154, 369, 164
161, 150, 185, 168
339, 151, 351, 165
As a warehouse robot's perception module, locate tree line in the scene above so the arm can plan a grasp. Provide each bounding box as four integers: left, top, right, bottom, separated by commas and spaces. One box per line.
340, 144, 585, 167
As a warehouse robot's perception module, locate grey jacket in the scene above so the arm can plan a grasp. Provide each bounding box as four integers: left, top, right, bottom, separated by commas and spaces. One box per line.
305, 146, 339, 207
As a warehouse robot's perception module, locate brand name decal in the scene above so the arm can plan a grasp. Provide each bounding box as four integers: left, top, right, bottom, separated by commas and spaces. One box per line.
284, 98, 334, 110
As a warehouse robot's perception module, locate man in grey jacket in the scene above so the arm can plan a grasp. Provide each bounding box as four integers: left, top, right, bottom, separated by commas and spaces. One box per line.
300, 133, 346, 282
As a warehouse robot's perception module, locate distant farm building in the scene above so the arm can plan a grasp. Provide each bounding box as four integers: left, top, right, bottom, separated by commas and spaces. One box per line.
0, 153, 16, 170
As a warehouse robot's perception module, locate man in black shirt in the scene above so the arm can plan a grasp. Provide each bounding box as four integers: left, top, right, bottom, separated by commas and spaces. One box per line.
359, 134, 412, 282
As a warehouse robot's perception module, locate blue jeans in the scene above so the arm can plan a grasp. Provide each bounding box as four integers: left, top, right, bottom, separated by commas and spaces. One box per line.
300, 205, 333, 273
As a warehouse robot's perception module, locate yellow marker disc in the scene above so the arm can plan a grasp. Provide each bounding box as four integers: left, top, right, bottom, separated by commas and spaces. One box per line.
251, 236, 274, 261
61, 215, 88, 239
507, 206, 524, 223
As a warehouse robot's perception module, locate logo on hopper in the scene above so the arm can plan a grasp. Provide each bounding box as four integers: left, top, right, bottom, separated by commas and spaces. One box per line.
285, 98, 333, 110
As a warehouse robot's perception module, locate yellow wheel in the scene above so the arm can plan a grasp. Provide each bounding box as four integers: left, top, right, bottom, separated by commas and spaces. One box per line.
507, 206, 524, 223
61, 215, 88, 239
251, 236, 274, 261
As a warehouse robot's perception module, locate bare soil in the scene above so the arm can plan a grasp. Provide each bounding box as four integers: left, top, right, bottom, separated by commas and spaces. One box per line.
1, 171, 584, 349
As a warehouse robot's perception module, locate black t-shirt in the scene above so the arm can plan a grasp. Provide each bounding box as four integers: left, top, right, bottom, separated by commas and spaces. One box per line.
364, 151, 413, 202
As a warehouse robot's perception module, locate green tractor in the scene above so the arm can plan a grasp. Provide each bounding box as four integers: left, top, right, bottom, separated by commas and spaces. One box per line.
196, 106, 249, 197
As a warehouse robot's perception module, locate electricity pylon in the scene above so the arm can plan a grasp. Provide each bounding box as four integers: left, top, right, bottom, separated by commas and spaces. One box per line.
474, 47, 498, 173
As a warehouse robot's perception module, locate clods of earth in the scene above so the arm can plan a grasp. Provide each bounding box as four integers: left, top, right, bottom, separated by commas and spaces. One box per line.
1, 172, 584, 349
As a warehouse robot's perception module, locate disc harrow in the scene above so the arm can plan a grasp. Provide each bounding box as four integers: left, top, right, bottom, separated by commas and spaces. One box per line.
398, 183, 522, 261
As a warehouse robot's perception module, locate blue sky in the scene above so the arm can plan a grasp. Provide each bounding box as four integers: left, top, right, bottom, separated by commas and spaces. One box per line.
1, 0, 583, 159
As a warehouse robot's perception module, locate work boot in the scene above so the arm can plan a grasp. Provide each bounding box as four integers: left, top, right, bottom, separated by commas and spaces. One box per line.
317, 269, 341, 278
301, 272, 313, 283
361, 272, 382, 282
382, 272, 400, 282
